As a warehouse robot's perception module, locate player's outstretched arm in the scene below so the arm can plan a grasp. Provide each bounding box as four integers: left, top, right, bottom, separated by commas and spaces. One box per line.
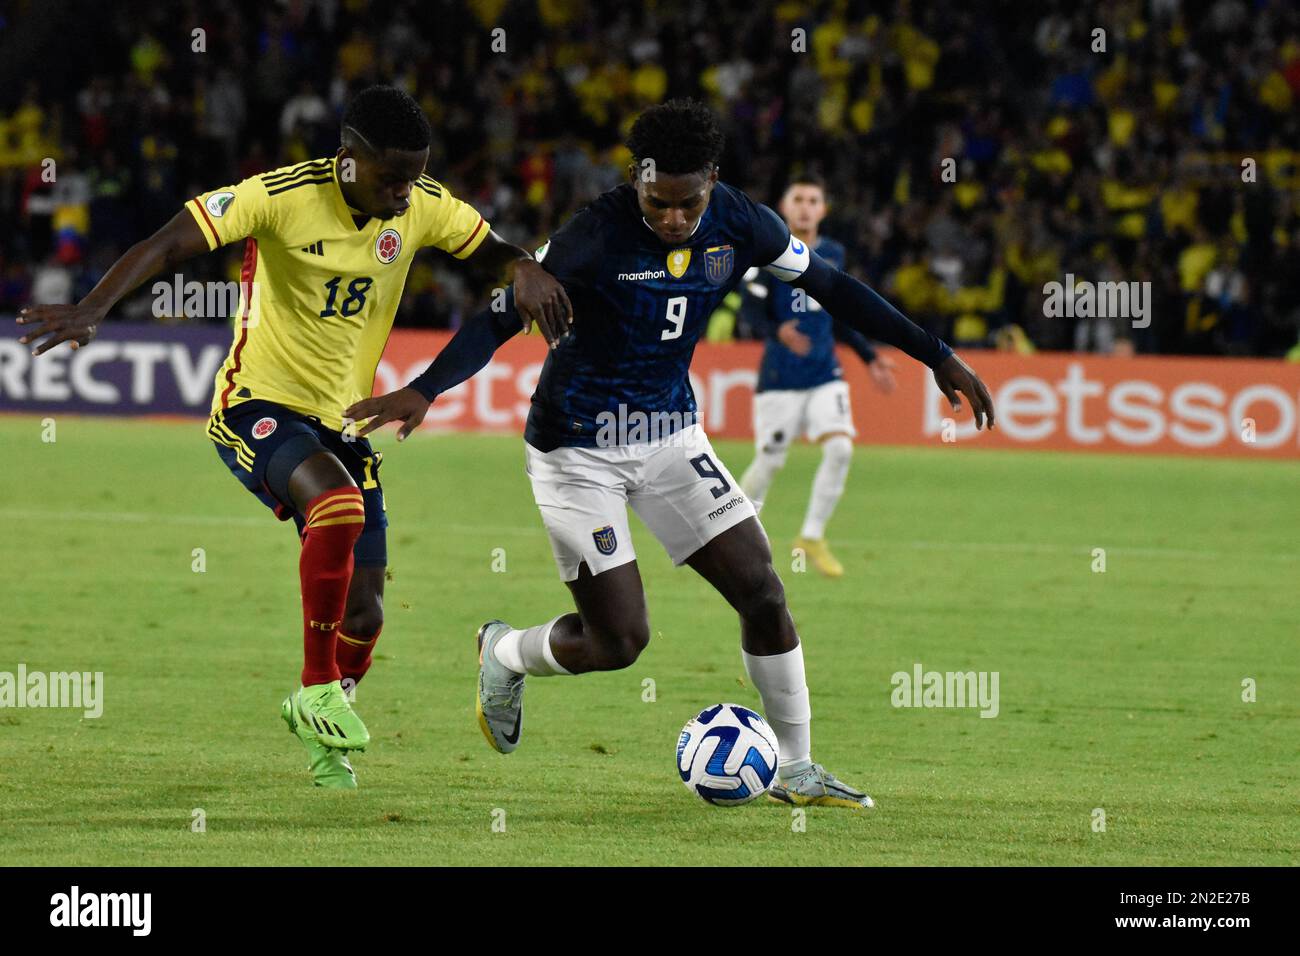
16, 210, 210, 356
342, 302, 522, 441
787, 253, 994, 428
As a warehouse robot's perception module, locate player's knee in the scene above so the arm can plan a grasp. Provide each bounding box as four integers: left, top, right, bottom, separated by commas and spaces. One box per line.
758, 445, 789, 471
343, 592, 383, 639
822, 434, 853, 467
592, 616, 650, 669
738, 568, 787, 626
615, 619, 651, 667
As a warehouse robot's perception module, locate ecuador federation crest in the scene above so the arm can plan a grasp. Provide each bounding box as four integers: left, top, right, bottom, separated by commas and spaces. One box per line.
704, 245, 734, 285
666, 248, 691, 279
592, 525, 618, 556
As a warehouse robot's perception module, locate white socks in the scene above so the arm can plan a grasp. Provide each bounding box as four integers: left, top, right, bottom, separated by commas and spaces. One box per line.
493, 617, 572, 676
800, 435, 853, 540
740, 447, 788, 513
742, 645, 811, 772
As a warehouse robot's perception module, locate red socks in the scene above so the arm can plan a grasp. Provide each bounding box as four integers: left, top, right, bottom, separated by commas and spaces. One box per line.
336, 627, 381, 689
299, 487, 365, 687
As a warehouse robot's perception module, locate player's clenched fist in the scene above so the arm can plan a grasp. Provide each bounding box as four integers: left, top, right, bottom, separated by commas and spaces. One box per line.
16, 304, 106, 356
344, 387, 431, 442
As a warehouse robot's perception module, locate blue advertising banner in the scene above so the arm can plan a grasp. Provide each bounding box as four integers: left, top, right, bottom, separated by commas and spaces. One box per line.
0, 321, 232, 417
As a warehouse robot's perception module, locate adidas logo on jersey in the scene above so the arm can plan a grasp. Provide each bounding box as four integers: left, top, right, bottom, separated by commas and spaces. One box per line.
301, 241, 325, 256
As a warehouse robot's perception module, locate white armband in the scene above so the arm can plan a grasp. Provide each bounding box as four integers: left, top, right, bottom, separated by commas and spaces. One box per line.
761, 234, 811, 282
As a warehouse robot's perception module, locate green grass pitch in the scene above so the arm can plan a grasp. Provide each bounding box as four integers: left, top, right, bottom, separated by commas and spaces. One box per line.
1, 414, 1296, 865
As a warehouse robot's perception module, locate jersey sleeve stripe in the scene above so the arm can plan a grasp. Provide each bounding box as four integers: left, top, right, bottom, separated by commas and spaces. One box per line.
261, 159, 332, 186
219, 238, 259, 409
190, 198, 221, 248
265, 176, 334, 196
413, 180, 442, 197
450, 215, 486, 256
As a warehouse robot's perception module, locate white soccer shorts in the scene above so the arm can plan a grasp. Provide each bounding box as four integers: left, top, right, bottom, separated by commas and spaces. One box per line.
525, 424, 756, 581
753, 379, 856, 453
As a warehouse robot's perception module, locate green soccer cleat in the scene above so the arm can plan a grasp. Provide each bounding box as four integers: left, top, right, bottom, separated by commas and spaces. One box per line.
281, 692, 357, 789
767, 763, 876, 810
476, 620, 526, 754
296, 679, 370, 751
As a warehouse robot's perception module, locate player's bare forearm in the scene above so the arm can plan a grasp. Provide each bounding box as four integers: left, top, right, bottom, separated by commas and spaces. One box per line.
17, 210, 210, 355
468, 230, 537, 275
468, 230, 573, 347
81, 211, 208, 314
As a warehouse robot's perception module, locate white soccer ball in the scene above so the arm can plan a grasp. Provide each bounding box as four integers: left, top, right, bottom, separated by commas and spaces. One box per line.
676, 703, 780, 806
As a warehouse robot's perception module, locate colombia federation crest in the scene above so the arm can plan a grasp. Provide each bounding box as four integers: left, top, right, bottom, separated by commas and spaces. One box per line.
375, 228, 402, 263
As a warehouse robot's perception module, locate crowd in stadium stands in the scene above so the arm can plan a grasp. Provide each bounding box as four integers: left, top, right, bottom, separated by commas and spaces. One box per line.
2, 0, 1299, 358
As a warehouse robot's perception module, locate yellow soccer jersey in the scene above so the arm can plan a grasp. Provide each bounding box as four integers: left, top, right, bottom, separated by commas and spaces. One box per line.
187, 156, 489, 430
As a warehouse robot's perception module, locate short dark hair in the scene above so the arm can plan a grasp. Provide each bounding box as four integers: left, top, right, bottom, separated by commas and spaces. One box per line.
786, 175, 827, 195
627, 99, 724, 176
341, 85, 431, 154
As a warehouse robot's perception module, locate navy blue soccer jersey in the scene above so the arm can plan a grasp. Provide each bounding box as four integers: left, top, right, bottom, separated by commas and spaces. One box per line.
406, 180, 952, 450
748, 236, 878, 393
522, 181, 792, 452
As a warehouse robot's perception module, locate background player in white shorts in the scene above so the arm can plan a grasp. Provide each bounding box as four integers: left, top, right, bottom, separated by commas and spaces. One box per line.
740, 178, 899, 577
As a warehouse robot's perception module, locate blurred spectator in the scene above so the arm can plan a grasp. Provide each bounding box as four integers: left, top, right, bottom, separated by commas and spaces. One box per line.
0, 0, 1296, 357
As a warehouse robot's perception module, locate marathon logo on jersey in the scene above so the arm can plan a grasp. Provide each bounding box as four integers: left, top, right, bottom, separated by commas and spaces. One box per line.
707, 495, 747, 521
204, 191, 235, 218
592, 525, 618, 556
375, 228, 402, 264
666, 248, 691, 278
704, 245, 734, 285
251, 417, 277, 439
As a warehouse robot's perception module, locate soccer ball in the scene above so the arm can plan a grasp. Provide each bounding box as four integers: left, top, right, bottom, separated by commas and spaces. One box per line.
676, 703, 780, 806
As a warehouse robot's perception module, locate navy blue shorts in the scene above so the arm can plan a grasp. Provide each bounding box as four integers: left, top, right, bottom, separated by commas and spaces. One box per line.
208, 399, 388, 567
